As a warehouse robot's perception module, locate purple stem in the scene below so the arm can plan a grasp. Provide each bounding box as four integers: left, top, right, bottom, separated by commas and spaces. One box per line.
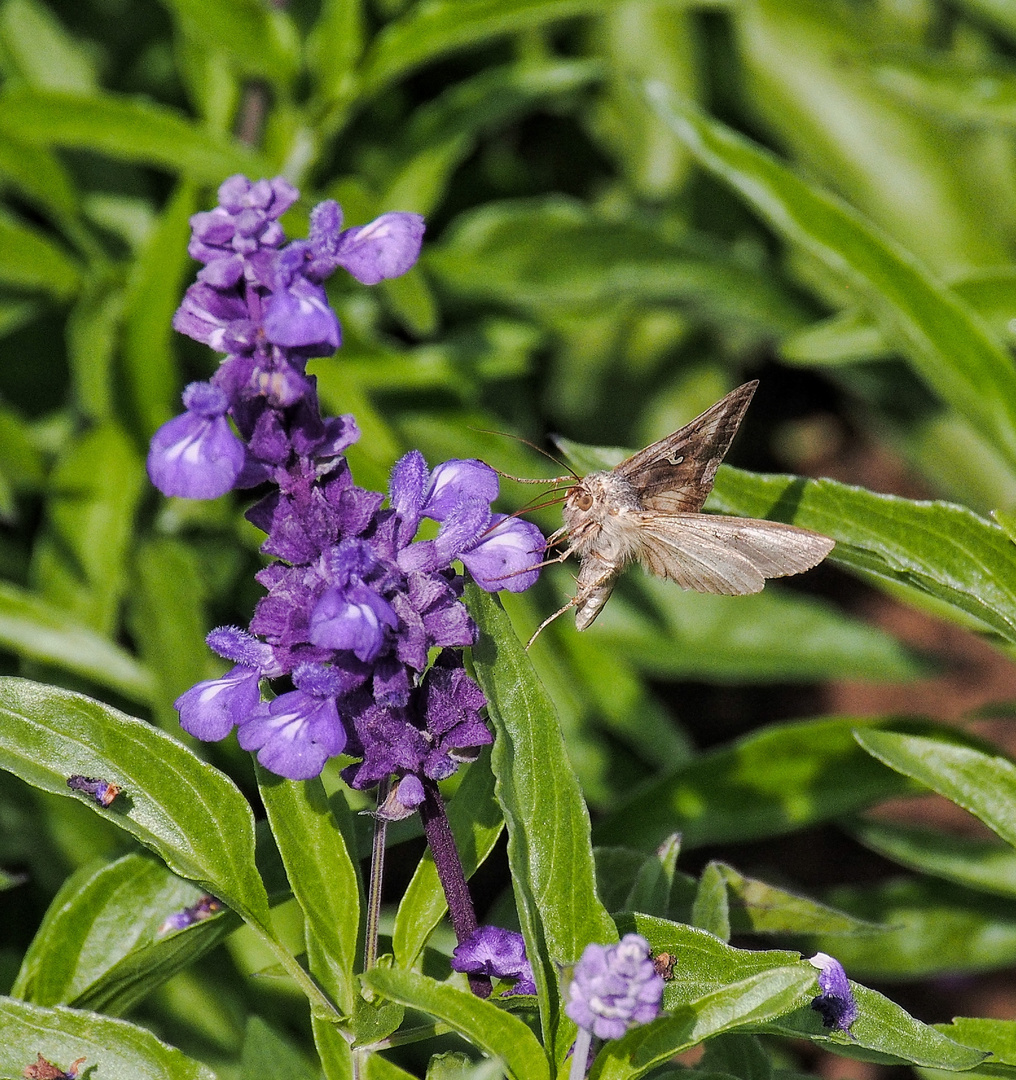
419, 777, 491, 999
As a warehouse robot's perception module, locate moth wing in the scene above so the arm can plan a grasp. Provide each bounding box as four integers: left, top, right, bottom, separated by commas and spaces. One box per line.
615, 381, 757, 514
633, 513, 835, 595
573, 556, 620, 631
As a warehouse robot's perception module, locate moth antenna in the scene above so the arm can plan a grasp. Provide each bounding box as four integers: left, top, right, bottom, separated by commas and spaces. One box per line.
491, 466, 574, 486
468, 426, 580, 481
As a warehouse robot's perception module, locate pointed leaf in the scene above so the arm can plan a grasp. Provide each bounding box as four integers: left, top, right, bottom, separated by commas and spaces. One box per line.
257, 770, 360, 1015
13, 851, 235, 1015
646, 84, 1016, 469
766, 985, 986, 1069
852, 819, 1016, 899
467, 584, 615, 1057
362, 966, 550, 1080
0, 996, 216, 1079
594, 716, 917, 852
0, 677, 271, 930
0, 87, 267, 181
855, 729, 1016, 849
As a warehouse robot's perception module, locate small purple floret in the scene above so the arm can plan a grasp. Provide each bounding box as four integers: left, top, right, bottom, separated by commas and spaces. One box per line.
238, 689, 346, 780
451, 925, 536, 996
67, 775, 121, 807
147, 382, 246, 498
809, 953, 858, 1033
565, 934, 664, 1040
176, 664, 262, 742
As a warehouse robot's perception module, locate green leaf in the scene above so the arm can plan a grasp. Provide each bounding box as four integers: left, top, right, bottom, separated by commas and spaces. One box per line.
692, 863, 731, 940
811, 877, 1016, 977
160, 0, 300, 84
0, 0, 97, 92
122, 181, 195, 436
0, 135, 78, 221
241, 1016, 317, 1080
257, 770, 360, 1016
711, 862, 884, 937
428, 197, 805, 334
852, 819, 1016, 899
467, 585, 615, 1058
935, 1018, 1016, 1067
855, 729, 1016, 849
594, 716, 916, 851
573, 571, 923, 684
0, 996, 217, 1079
66, 274, 123, 421
32, 423, 144, 635
646, 84, 1016, 468
591, 967, 816, 1080
0, 581, 156, 703
0, 677, 271, 930
362, 966, 550, 1080
783, 269, 1016, 366
362, 0, 637, 94
624, 833, 681, 918
126, 538, 211, 730
765, 984, 986, 1069
0, 87, 267, 181
393, 748, 503, 969
307, 0, 364, 108
0, 209, 80, 297
707, 466, 1016, 643
13, 851, 237, 1015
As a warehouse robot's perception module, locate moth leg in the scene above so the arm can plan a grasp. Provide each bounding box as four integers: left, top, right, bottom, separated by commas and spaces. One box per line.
526, 595, 581, 649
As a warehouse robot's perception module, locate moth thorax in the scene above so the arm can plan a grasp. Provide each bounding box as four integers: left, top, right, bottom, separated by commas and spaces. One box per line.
563, 471, 642, 555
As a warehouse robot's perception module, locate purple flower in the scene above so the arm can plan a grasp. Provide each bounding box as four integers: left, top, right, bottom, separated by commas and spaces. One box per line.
451, 926, 536, 995
565, 934, 664, 1040
809, 953, 858, 1033
310, 581, 399, 662
460, 514, 545, 592
332, 212, 426, 285
237, 685, 346, 780
147, 382, 246, 498
176, 663, 263, 742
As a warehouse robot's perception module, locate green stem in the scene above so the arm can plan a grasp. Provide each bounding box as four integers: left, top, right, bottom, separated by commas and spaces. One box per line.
254, 925, 344, 1022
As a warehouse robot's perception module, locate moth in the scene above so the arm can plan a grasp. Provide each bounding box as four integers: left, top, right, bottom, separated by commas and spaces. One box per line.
528, 380, 835, 644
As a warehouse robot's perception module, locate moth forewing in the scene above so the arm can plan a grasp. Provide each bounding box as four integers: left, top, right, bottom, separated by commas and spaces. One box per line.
530, 380, 836, 644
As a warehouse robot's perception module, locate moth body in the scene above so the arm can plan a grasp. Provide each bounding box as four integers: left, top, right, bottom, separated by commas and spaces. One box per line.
528, 381, 836, 645
563, 471, 642, 565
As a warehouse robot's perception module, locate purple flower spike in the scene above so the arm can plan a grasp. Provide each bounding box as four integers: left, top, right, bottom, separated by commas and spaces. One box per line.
461, 514, 545, 592
334, 212, 426, 285
451, 925, 536, 996
237, 688, 346, 780
809, 953, 858, 1033
566, 934, 664, 1040
147, 382, 246, 498
176, 663, 262, 742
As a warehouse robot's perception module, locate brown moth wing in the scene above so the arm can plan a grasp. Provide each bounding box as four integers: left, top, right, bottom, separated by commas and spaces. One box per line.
616, 380, 758, 514
633, 513, 835, 595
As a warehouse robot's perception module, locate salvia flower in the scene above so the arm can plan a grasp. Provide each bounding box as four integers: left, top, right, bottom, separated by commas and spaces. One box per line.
809, 952, 858, 1033
158, 177, 545, 788
451, 925, 536, 995
566, 934, 664, 1040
